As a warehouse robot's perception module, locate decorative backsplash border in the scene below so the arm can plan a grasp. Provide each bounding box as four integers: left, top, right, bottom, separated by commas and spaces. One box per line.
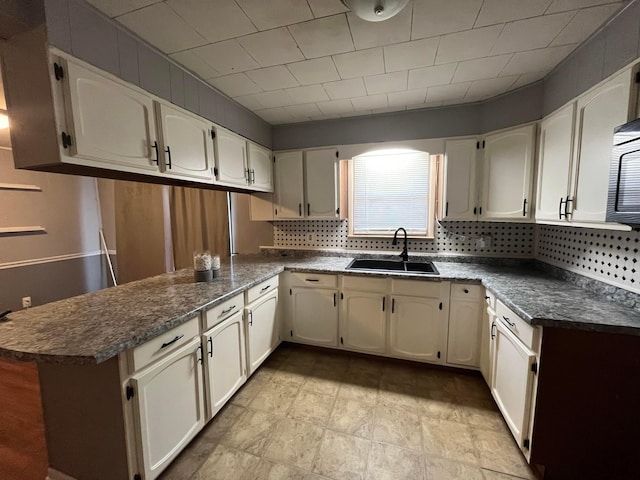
273, 220, 535, 257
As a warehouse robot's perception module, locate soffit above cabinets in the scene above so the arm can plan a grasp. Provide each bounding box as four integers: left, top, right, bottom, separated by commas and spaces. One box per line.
87, 0, 628, 125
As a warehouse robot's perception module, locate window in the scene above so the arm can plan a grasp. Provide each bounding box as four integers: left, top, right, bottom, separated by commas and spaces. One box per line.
348, 149, 436, 238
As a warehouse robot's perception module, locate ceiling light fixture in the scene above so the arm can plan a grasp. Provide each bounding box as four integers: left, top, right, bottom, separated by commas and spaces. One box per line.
341, 0, 410, 22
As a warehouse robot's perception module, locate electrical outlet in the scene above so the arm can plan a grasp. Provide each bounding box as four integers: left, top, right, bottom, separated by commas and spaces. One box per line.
22, 296, 32, 309
475, 238, 485, 248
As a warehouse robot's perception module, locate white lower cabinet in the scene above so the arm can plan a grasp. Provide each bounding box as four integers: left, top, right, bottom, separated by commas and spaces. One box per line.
288, 287, 338, 346
447, 284, 483, 368
130, 337, 205, 480
202, 310, 247, 420
340, 289, 387, 354
245, 284, 280, 375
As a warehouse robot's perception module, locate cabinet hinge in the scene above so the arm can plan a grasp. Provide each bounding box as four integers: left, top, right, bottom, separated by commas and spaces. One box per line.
53, 62, 64, 81
61, 132, 72, 149
476, 141, 480, 149
275, 208, 278, 216
213, 167, 219, 177
439, 302, 443, 310
336, 207, 340, 215
437, 351, 441, 359
126, 385, 134, 400
340, 337, 344, 345
531, 362, 538, 374
335, 150, 339, 158
211, 130, 216, 139
290, 330, 293, 337
523, 439, 530, 449
445, 202, 449, 216
340, 292, 344, 300
636, 71, 640, 84
289, 288, 292, 295
273, 156, 276, 163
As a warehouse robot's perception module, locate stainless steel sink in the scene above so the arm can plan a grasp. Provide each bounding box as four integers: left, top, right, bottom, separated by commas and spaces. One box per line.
346, 258, 439, 275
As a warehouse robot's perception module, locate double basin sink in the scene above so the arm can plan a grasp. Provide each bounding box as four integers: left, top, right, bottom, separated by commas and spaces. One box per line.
346, 258, 439, 275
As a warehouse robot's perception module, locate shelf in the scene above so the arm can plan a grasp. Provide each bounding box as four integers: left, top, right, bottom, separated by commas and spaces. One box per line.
0, 183, 42, 192
0, 226, 46, 234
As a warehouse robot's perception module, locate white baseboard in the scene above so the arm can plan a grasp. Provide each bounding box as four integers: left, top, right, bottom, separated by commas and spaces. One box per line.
47, 467, 78, 480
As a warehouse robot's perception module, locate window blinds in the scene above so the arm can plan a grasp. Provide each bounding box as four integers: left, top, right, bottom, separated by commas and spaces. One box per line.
352, 150, 430, 236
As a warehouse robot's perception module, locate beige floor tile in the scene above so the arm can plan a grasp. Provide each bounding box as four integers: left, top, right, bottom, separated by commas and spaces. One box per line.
287, 349, 321, 367
312, 430, 371, 480
313, 352, 351, 371
272, 363, 313, 387
195, 444, 260, 480
366, 442, 425, 480
159, 434, 218, 480
457, 397, 506, 432
337, 372, 379, 404
470, 428, 537, 479
424, 455, 485, 480
415, 370, 459, 396
414, 389, 463, 422
250, 364, 278, 383
263, 418, 324, 470
377, 382, 419, 413
288, 389, 335, 425
302, 370, 343, 396
454, 375, 491, 399
481, 469, 532, 480
232, 378, 269, 407
327, 398, 374, 439
348, 357, 385, 375
421, 417, 479, 464
379, 363, 419, 387
371, 406, 422, 451
201, 404, 246, 441
248, 381, 300, 415
220, 409, 279, 456
250, 459, 308, 480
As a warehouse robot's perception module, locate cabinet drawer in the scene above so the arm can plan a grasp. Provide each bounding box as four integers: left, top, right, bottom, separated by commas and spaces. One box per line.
131, 315, 200, 371
391, 279, 442, 298
204, 293, 244, 330
341, 275, 387, 292
485, 289, 496, 309
451, 283, 483, 300
289, 272, 337, 288
246, 275, 279, 304
495, 300, 540, 351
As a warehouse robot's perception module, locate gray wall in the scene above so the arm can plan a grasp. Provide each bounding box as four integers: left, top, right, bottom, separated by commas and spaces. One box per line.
42, 0, 272, 149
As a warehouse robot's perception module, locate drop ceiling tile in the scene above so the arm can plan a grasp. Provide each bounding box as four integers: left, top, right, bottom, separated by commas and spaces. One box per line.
165, 0, 256, 43
246, 65, 300, 91
287, 57, 341, 85
465, 75, 519, 100
235, 0, 313, 30
284, 84, 330, 103
170, 51, 220, 79
333, 48, 385, 79
547, 0, 623, 14
285, 103, 322, 119
238, 28, 304, 67
491, 11, 575, 55
323, 78, 367, 99
351, 94, 388, 111
551, 3, 623, 46
372, 106, 407, 115
384, 38, 439, 72
501, 44, 577, 75
288, 15, 355, 58
342, 111, 371, 118
364, 71, 408, 95
118, 3, 207, 53
234, 93, 265, 110
408, 63, 457, 89
252, 90, 296, 108
452, 54, 513, 83
256, 107, 294, 123
316, 99, 354, 115
426, 82, 471, 102
387, 88, 427, 106
435, 25, 503, 64
412, 0, 483, 39
307, 0, 349, 18
511, 70, 549, 89
475, 0, 552, 27
208, 73, 262, 97
311, 113, 342, 121
88, 0, 161, 18
346, 6, 412, 50
407, 100, 443, 109
191, 40, 260, 75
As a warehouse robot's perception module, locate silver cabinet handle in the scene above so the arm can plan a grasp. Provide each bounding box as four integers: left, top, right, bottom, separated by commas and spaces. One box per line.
248, 310, 254, 326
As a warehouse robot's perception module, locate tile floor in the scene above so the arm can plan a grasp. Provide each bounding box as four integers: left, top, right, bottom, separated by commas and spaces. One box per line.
160, 343, 540, 480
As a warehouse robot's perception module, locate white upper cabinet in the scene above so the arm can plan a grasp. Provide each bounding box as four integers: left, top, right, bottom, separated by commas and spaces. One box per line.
480, 124, 536, 221
442, 138, 479, 221
62, 57, 160, 174
305, 149, 340, 219
274, 151, 305, 219
536, 103, 576, 222
571, 68, 636, 223
213, 126, 248, 188
155, 101, 213, 182
247, 142, 273, 192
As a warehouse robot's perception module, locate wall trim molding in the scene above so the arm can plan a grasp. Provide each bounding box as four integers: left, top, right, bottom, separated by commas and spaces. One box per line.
0, 250, 116, 270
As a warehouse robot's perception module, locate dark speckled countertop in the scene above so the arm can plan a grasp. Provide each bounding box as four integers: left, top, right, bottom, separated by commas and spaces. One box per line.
1, 254, 639, 365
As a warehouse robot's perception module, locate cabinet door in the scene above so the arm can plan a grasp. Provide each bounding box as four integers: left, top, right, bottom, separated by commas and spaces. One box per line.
443, 139, 479, 220
480, 305, 495, 385
536, 103, 575, 222
274, 151, 304, 219
491, 320, 537, 452
571, 68, 635, 223
340, 290, 387, 354
447, 300, 482, 368
156, 102, 213, 182
203, 311, 247, 420
214, 127, 248, 187
62, 58, 159, 173
131, 337, 205, 480
389, 295, 446, 363
246, 290, 279, 375
481, 124, 536, 220
288, 287, 338, 347
305, 149, 339, 219
248, 142, 273, 192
